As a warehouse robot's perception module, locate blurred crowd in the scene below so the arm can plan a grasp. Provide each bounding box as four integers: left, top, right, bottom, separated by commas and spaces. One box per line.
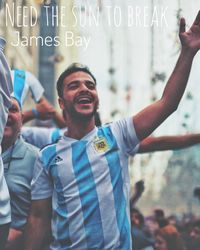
130, 181, 200, 250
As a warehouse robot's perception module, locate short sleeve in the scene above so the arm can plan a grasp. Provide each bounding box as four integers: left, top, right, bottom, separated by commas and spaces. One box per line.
31, 154, 53, 200
22, 127, 53, 148
110, 117, 140, 156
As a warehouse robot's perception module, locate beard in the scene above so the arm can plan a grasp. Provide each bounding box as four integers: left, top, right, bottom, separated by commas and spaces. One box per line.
63, 99, 98, 122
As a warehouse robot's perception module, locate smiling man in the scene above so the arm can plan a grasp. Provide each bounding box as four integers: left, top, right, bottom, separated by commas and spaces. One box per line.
2, 98, 38, 250
25, 11, 200, 250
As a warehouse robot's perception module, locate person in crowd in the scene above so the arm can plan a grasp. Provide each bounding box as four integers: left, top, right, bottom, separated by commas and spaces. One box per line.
131, 208, 155, 250
155, 224, 185, 250
154, 209, 168, 229
1, 97, 39, 250
11, 69, 65, 126
188, 221, 200, 250
0, 37, 13, 250
182, 219, 200, 250
24, 11, 200, 250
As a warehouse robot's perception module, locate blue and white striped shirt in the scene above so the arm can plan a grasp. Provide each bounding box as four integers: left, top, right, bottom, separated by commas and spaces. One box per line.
31, 118, 139, 250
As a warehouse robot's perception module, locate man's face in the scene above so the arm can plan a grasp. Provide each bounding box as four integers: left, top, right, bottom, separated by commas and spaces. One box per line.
59, 71, 99, 121
3, 98, 22, 140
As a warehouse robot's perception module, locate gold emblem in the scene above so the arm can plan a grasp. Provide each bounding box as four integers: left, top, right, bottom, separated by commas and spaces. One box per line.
93, 137, 109, 153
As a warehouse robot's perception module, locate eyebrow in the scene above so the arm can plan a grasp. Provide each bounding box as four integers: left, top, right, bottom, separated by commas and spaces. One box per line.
67, 80, 96, 86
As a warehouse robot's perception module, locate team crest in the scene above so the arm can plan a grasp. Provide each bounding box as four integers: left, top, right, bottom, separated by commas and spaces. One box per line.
93, 137, 110, 153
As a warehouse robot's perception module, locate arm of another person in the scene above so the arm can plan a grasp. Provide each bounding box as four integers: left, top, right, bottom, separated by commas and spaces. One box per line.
23, 97, 66, 127
138, 133, 200, 153
133, 12, 200, 140
130, 180, 145, 207
24, 198, 52, 250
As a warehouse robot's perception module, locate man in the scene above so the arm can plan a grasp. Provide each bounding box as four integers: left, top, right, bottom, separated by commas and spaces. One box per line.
2, 98, 38, 250
0, 37, 13, 250
25, 12, 200, 250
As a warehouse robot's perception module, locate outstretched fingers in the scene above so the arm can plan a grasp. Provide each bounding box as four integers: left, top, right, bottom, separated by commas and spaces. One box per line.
179, 18, 186, 34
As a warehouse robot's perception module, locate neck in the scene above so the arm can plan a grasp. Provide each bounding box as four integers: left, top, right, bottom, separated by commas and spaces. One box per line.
66, 117, 95, 140
2, 135, 18, 153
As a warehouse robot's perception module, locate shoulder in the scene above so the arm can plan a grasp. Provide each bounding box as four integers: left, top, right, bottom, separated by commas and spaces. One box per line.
39, 142, 58, 167
23, 140, 39, 155
98, 118, 133, 136
18, 137, 39, 157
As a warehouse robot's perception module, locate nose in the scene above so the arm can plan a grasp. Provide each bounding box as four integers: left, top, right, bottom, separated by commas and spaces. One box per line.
79, 82, 90, 92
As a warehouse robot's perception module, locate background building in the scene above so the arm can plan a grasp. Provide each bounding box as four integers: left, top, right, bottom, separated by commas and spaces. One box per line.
0, 0, 40, 73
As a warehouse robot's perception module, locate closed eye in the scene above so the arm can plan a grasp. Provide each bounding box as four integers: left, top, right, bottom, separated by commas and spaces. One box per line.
67, 82, 79, 90
85, 81, 96, 90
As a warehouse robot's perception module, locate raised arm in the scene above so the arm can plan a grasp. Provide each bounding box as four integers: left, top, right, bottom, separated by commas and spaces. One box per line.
133, 11, 200, 140
23, 97, 66, 127
138, 133, 200, 153
24, 198, 52, 250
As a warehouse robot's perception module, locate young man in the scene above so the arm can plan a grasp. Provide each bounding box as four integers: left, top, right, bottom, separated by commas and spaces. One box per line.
25, 12, 200, 250
0, 37, 13, 250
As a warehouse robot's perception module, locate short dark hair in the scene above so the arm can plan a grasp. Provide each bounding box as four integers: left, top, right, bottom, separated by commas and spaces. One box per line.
57, 63, 96, 97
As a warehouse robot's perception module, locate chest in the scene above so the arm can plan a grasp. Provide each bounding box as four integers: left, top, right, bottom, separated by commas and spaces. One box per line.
48, 139, 128, 196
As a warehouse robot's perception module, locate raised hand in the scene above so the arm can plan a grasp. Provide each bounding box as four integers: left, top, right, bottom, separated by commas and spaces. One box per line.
36, 97, 56, 120
179, 10, 200, 54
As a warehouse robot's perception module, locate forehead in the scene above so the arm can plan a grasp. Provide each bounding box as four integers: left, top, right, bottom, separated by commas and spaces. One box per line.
63, 71, 95, 85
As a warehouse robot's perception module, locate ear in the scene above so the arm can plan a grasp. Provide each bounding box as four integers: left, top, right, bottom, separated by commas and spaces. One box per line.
19, 112, 24, 128
21, 112, 24, 121
58, 97, 65, 110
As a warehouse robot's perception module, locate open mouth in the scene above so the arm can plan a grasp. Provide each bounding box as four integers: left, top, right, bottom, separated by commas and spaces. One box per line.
75, 96, 93, 104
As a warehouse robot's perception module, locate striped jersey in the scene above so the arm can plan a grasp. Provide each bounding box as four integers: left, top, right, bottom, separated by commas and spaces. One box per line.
11, 69, 44, 107
31, 117, 139, 250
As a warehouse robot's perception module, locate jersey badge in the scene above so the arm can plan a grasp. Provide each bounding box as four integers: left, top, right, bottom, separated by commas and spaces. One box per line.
93, 137, 110, 153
